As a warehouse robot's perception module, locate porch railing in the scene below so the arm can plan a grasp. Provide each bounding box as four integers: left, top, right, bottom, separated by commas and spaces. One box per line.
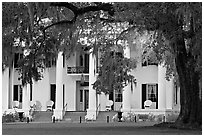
67, 66, 101, 74
62, 103, 68, 118
67, 66, 89, 74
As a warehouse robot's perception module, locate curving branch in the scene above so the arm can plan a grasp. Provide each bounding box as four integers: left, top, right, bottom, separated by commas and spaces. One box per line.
43, 2, 115, 34
43, 20, 74, 32
50, 2, 79, 15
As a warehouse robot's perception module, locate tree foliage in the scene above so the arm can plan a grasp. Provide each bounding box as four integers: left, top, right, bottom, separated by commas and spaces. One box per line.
113, 2, 202, 127
2, 2, 202, 127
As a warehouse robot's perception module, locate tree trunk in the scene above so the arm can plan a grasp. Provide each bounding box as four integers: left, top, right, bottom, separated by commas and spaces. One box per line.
174, 37, 202, 128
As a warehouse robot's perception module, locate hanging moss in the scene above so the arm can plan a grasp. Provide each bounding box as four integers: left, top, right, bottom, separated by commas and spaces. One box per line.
93, 48, 136, 95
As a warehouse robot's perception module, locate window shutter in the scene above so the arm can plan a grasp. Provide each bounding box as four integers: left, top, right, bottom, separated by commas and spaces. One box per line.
156, 84, 158, 109
142, 84, 146, 109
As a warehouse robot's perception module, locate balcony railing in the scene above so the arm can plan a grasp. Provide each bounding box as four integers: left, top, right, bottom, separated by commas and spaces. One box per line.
67, 66, 89, 74
67, 66, 101, 74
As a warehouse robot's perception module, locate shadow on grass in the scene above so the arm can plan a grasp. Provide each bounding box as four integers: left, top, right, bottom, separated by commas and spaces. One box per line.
154, 122, 202, 131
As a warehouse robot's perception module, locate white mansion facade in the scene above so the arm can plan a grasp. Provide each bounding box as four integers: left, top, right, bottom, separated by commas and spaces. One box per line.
2, 45, 180, 120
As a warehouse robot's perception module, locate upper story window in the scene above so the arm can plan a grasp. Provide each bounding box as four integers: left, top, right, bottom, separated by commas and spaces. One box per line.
48, 58, 56, 68
115, 92, 123, 102
110, 51, 123, 58
79, 53, 89, 71
14, 53, 23, 68
142, 49, 158, 67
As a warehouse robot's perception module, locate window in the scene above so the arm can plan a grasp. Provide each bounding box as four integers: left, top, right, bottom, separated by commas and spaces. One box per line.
63, 53, 65, 68
14, 53, 23, 68
115, 92, 122, 102
78, 53, 89, 73
80, 55, 83, 66
48, 58, 56, 67
63, 84, 65, 107
174, 85, 178, 105
13, 85, 22, 102
142, 49, 158, 66
147, 84, 157, 102
80, 90, 83, 102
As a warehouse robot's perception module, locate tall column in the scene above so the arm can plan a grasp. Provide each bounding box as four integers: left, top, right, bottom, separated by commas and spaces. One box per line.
158, 63, 166, 110
165, 78, 174, 109
86, 51, 97, 120
53, 51, 63, 120
2, 68, 9, 111
8, 66, 14, 109
22, 84, 30, 117
122, 46, 131, 112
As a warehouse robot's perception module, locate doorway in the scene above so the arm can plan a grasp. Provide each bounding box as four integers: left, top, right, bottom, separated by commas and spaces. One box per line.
78, 88, 89, 111
50, 84, 56, 109
13, 85, 22, 109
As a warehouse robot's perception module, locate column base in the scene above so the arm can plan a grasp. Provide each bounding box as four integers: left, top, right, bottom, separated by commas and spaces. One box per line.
53, 109, 63, 120
23, 109, 30, 117
85, 109, 96, 121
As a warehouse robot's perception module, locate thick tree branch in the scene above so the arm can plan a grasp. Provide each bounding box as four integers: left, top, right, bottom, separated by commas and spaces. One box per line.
76, 3, 114, 16
42, 20, 74, 39
50, 2, 79, 14
43, 2, 115, 37
43, 20, 73, 31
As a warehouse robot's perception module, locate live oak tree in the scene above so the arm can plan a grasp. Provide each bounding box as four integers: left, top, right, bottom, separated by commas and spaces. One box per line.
2, 2, 201, 128
2, 2, 59, 98
113, 2, 202, 128
39, 2, 202, 128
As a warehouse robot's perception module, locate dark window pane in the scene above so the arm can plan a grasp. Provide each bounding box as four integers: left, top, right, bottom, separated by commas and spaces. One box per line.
13, 85, 18, 101
19, 86, 22, 102
80, 90, 83, 102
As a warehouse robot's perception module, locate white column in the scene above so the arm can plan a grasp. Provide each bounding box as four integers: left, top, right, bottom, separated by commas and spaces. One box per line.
122, 46, 131, 112
53, 51, 63, 120
86, 51, 97, 120
8, 67, 14, 109
158, 63, 166, 110
2, 68, 9, 111
22, 84, 29, 117
165, 78, 174, 109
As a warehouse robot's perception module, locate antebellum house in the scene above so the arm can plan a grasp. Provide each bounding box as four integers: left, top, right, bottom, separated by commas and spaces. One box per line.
2, 44, 180, 121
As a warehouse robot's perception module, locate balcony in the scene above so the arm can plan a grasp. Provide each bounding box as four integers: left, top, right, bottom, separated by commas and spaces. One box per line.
67, 66, 89, 74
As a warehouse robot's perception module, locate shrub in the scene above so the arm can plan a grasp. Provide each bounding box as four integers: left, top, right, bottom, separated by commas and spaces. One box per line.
166, 113, 179, 122
2, 111, 19, 123
138, 114, 149, 120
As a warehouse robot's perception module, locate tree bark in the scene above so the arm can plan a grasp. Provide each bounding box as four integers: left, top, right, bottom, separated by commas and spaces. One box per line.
174, 36, 202, 128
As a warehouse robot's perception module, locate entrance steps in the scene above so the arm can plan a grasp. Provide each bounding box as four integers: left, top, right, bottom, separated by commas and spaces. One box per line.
32, 111, 53, 122
63, 111, 87, 123
96, 111, 118, 123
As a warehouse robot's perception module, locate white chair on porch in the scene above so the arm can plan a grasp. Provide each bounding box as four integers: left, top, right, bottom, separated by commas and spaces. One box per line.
12, 101, 19, 110
106, 100, 113, 111
144, 100, 152, 109
46, 100, 54, 111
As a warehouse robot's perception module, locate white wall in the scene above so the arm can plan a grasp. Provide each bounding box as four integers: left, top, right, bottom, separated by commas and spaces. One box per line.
49, 67, 56, 84
2, 68, 9, 111
99, 93, 107, 111
131, 63, 158, 109
64, 75, 81, 111
33, 69, 50, 111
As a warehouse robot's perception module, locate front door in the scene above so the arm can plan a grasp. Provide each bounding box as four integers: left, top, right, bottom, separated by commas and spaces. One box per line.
79, 88, 89, 111
13, 85, 22, 109
84, 90, 89, 110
